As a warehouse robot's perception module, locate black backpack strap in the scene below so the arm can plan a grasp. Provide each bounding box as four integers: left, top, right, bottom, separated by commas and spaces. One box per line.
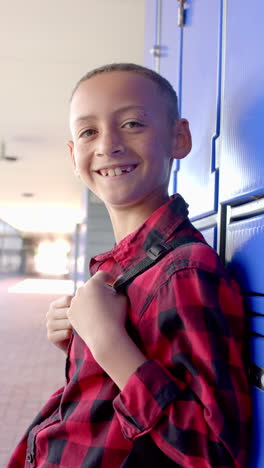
113, 236, 205, 293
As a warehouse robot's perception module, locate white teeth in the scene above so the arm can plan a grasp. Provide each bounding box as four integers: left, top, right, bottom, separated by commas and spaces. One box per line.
114, 167, 122, 176
108, 168, 115, 177
99, 165, 135, 177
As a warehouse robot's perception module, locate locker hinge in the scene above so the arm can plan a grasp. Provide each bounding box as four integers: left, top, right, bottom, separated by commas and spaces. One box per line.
177, 0, 186, 28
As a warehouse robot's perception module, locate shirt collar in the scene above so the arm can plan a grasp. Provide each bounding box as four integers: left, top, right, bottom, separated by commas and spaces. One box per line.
90, 194, 189, 274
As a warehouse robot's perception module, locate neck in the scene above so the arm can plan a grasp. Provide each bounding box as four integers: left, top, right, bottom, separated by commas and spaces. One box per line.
106, 193, 170, 244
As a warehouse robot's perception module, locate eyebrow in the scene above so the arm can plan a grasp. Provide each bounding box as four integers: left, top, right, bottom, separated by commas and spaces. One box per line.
73, 105, 148, 124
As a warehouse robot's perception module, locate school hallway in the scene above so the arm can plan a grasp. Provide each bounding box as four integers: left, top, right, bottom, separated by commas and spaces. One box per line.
0, 276, 73, 467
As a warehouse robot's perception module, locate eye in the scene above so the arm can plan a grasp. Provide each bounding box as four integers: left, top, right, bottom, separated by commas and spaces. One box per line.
123, 121, 144, 129
80, 128, 96, 138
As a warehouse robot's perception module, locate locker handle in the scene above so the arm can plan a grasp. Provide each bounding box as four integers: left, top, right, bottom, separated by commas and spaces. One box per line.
177, 0, 186, 28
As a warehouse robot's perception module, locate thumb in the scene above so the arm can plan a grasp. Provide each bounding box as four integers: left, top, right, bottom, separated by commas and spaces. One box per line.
92, 270, 116, 286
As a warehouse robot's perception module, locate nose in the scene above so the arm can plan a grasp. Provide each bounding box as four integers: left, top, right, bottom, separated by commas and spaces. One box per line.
94, 130, 124, 157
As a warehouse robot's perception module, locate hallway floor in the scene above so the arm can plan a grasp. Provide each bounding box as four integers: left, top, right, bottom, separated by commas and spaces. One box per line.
0, 276, 74, 467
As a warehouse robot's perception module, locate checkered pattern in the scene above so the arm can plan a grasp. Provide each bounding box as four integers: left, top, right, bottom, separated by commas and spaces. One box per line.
8, 195, 251, 467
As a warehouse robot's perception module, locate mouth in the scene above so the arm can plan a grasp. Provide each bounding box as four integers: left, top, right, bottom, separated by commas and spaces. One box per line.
96, 164, 138, 177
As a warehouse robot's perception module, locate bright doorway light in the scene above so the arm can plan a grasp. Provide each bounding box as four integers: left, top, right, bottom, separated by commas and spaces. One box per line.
35, 239, 71, 275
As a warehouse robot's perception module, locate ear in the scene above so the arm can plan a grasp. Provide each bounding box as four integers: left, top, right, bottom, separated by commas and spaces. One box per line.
67, 140, 79, 176
171, 118, 192, 160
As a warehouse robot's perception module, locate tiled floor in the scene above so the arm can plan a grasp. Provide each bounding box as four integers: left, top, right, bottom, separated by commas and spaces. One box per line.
0, 276, 73, 467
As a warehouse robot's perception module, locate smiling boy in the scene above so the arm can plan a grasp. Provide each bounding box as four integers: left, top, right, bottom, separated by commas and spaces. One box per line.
8, 63, 251, 468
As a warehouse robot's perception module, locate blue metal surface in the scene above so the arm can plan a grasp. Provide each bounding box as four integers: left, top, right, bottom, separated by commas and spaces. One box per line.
153, 0, 182, 198
199, 225, 217, 250
158, 0, 181, 101
176, 0, 222, 220
246, 296, 264, 317
248, 385, 264, 468
226, 214, 264, 294
248, 337, 264, 468
250, 336, 264, 370
144, 0, 158, 70
249, 313, 264, 336
219, 0, 264, 204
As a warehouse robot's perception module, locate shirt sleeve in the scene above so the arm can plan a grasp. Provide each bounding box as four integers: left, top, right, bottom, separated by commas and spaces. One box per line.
113, 267, 251, 468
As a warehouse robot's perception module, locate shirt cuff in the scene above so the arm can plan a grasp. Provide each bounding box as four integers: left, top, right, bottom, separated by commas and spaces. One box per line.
113, 359, 185, 440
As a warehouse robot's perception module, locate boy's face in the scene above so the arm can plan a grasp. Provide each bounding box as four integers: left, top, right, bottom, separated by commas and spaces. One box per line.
68, 71, 191, 212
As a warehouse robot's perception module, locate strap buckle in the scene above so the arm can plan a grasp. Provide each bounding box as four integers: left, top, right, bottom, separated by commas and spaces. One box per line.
146, 242, 171, 261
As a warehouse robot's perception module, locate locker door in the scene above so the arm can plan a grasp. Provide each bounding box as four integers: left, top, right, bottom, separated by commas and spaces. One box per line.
176, 0, 222, 220
144, 0, 181, 91
144, 0, 181, 195
219, 0, 264, 204
159, 0, 181, 195
226, 213, 264, 294
226, 211, 264, 468
158, 0, 181, 100
144, 0, 158, 70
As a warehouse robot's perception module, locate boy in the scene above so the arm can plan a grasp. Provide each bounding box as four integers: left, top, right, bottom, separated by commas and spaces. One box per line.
8, 63, 251, 467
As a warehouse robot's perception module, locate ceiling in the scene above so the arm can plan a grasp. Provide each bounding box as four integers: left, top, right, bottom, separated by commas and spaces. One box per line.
0, 0, 144, 236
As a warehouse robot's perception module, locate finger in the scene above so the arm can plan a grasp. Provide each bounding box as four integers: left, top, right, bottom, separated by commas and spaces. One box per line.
50, 295, 74, 309
46, 307, 71, 321
47, 319, 72, 332
48, 329, 72, 344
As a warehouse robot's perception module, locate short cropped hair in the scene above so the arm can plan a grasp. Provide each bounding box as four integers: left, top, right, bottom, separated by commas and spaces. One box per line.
70, 63, 179, 123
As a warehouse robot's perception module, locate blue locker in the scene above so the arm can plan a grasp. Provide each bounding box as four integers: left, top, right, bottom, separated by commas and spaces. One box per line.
144, 0, 158, 70
144, 1, 263, 465
226, 213, 264, 467
249, 314, 264, 336
219, 0, 264, 204
144, 0, 181, 195
247, 296, 264, 318
176, 0, 221, 220
144, 0, 181, 92
158, 0, 181, 101
199, 225, 217, 250
248, 336, 264, 468
158, 0, 181, 194
225, 213, 264, 294
226, 213, 264, 468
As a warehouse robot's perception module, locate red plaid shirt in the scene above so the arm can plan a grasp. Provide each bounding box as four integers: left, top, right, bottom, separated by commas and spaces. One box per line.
8, 195, 251, 468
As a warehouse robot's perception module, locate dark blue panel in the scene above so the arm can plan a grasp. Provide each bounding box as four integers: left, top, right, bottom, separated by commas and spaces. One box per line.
226, 214, 264, 294
250, 336, 264, 369
249, 337, 264, 468
199, 225, 217, 250
248, 385, 264, 468
219, 0, 264, 204
176, 0, 221, 219
246, 296, 264, 317
249, 313, 264, 337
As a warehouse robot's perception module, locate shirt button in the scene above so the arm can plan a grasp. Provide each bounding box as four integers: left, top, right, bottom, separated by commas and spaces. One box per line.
27, 453, 34, 463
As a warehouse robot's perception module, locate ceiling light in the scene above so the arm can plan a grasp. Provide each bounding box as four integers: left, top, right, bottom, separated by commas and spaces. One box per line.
21, 193, 34, 198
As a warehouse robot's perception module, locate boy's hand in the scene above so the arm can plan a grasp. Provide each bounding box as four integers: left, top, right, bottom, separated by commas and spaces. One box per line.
46, 295, 73, 354
67, 271, 147, 390
67, 271, 128, 357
